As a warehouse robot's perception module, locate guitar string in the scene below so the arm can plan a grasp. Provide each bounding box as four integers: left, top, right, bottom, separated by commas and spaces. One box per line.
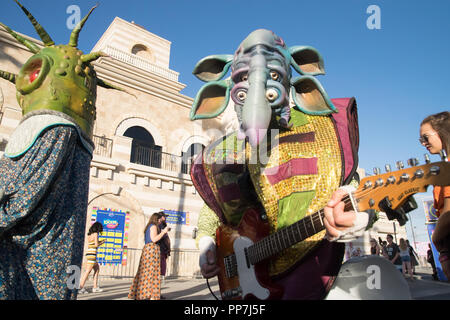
247, 193, 364, 265
228, 189, 372, 272
227, 171, 424, 275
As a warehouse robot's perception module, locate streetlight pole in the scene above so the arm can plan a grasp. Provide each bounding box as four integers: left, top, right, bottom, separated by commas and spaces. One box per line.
407, 212, 417, 250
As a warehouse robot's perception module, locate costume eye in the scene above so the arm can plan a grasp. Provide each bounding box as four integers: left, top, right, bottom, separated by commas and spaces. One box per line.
24, 59, 42, 83
29, 69, 40, 83
236, 90, 247, 102
266, 88, 278, 102
16, 56, 50, 95
241, 73, 248, 82
270, 71, 280, 81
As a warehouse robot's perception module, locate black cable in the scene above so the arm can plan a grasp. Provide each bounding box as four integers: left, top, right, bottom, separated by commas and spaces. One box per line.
206, 278, 219, 300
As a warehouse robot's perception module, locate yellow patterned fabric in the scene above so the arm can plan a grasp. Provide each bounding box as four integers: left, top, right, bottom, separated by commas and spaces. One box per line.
196, 205, 220, 247
247, 113, 342, 276
86, 239, 98, 265
195, 111, 344, 277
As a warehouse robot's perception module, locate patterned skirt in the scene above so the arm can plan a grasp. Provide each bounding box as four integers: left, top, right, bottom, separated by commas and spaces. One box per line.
0, 126, 92, 300
128, 243, 161, 300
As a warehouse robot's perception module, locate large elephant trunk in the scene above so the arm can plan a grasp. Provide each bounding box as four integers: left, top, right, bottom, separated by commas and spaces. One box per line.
241, 53, 272, 147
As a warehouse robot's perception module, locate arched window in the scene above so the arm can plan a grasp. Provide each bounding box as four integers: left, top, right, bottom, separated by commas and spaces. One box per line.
131, 44, 154, 62
181, 143, 205, 174
124, 126, 162, 168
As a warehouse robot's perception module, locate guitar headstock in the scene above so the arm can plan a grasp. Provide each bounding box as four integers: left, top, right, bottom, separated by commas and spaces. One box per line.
355, 160, 449, 213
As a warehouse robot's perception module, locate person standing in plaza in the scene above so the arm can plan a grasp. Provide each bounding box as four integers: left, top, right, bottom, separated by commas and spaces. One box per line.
406, 240, 419, 274
419, 111, 450, 280
386, 234, 402, 271
128, 212, 169, 300
379, 238, 388, 258
79, 222, 106, 294
399, 238, 414, 280
427, 243, 439, 280
370, 238, 381, 256
158, 212, 171, 299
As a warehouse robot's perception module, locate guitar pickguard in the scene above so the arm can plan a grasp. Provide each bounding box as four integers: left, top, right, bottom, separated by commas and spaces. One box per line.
233, 236, 270, 300
216, 208, 284, 300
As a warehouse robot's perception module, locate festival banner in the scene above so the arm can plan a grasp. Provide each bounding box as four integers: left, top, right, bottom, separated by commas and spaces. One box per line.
427, 222, 448, 282
91, 207, 130, 266
423, 199, 438, 222
161, 208, 190, 225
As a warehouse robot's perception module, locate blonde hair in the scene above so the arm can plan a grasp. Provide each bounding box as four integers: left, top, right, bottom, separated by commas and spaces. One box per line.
399, 238, 408, 251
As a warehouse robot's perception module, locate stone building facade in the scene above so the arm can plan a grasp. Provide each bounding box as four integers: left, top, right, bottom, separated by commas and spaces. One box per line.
0, 17, 409, 280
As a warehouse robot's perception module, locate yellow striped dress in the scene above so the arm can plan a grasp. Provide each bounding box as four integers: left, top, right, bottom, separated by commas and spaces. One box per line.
85, 238, 98, 265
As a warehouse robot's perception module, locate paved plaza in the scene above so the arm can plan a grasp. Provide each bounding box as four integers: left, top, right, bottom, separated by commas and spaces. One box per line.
78, 266, 450, 300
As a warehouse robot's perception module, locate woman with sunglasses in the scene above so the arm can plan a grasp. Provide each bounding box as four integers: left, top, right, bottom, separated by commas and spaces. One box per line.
419, 111, 450, 280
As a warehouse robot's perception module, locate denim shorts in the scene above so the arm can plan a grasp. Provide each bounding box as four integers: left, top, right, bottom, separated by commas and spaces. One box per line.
401, 255, 411, 262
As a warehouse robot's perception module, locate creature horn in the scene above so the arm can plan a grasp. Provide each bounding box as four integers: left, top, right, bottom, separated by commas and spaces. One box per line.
13, 0, 54, 47
0, 70, 17, 84
97, 78, 137, 99
0, 22, 40, 53
80, 51, 108, 64
68, 4, 98, 47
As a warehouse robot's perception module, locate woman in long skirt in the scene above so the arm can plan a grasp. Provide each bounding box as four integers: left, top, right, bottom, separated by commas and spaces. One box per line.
128, 212, 169, 300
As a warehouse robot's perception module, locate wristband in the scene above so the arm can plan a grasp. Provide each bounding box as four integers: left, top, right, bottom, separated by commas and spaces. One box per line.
198, 236, 215, 268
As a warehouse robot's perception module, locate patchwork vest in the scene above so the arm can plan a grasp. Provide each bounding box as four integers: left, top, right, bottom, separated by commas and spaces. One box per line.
191, 97, 359, 276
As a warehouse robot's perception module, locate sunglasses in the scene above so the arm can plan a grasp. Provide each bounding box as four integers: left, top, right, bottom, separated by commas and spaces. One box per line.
419, 132, 437, 144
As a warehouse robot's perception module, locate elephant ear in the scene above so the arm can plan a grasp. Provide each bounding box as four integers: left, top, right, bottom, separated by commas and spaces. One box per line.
192, 54, 233, 82
291, 76, 337, 115
190, 80, 231, 120
289, 46, 325, 76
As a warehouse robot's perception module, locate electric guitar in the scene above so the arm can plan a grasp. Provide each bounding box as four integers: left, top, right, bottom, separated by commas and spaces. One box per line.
215, 160, 450, 300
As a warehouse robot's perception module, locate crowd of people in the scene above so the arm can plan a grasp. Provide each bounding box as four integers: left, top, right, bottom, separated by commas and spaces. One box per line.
368, 235, 419, 280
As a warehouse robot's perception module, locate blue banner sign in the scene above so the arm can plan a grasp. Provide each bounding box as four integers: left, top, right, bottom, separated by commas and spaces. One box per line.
162, 209, 189, 225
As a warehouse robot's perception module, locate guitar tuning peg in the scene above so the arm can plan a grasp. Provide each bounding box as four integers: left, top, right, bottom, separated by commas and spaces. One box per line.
407, 158, 419, 167
424, 154, 431, 164
385, 164, 391, 173
396, 161, 404, 170
373, 167, 381, 175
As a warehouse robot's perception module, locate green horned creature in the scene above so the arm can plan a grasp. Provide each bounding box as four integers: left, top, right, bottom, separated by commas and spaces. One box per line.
0, 1, 125, 299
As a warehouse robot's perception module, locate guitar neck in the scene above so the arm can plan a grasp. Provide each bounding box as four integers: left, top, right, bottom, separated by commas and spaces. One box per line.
243, 160, 450, 266
247, 195, 353, 265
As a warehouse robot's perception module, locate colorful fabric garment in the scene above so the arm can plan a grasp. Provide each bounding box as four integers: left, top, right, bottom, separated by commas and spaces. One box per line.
192, 98, 358, 299
433, 185, 450, 218
0, 125, 92, 300
128, 243, 161, 300
86, 238, 98, 266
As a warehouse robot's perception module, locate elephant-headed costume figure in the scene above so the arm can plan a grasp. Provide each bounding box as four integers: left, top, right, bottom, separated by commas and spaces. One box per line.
190, 29, 360, 300
0, 1, 126, 299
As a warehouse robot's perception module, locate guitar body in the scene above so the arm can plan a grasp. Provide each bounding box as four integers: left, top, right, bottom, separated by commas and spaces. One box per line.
216, 208, 284, 300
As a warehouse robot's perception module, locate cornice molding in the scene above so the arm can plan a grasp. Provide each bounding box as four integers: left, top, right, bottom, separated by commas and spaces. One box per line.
94, 58, 193, 108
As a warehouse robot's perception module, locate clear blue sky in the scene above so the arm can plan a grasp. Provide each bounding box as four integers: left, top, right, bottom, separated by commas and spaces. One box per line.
2, 0, 449, 243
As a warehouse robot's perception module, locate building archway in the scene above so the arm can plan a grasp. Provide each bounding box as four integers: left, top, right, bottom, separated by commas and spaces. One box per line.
115, 117, 165, 148
181, 142, 205, 174
123, 126, 162, 168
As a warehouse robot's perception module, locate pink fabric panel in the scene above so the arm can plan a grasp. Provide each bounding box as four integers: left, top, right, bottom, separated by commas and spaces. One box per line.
264, 158, 318, 185
330, 98, 354, 181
